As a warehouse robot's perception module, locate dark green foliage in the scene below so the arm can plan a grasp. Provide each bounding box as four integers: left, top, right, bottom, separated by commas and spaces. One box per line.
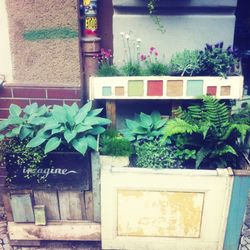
121, 62, 142, 76
198, 42, 240, 77
99, 129, 132, 157
170, 50, 200, 76
121, 111, 167, 143
232, 104, 250, 126
135, 140, 182, 169
143, 62, 169, 76
163, 96, 250, 169
0, 138, 46, 183
97, 64, 121, 77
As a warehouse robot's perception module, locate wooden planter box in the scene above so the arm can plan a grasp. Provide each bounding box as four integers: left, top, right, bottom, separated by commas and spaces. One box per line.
90, 76, 244, 100
5, 151, 90, 189
101, 166, 234, 250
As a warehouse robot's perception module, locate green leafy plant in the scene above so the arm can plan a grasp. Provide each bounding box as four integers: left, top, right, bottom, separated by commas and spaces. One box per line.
99, 129, 133, 157
163, 96, 250, 169
141, 47, 169, 76
96, 48, 120, 77
121, 111, 167, 143
26, 101, 111, 155
0, 138, 46, 183
135, 139, 181, 169
198, 42, 240, 77
169, 49, 200, 76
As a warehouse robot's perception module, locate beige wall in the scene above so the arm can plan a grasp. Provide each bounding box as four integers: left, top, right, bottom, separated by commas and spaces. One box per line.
5, 0, 80, 86
0, 0, 13, 82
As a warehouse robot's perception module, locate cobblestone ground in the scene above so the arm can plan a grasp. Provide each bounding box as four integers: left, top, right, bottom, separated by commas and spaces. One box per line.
239, 193, 250, 250
0, 206, 11, 250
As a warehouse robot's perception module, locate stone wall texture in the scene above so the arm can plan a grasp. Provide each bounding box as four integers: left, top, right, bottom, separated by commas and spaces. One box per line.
5, 0, 80, 86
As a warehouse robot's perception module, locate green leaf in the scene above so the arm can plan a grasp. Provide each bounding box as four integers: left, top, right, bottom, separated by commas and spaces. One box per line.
140, 112, 153, 127
52, 105, 67, 123
151, 111, 161, 123
89, 126, 105, 135
8, 116, 23, 125
125, 119, 140, 130
75, 101, 92, 125
72, 138, 88, 155
86, 135, 97, 151
88, 108, 103, 117
84, 117, 111, 126
23, 103, 38, 114
64, 130, 77, 143
154, 119, 167, 129
64, 103, 79, 117
76, 124, 92, 133
29, 117, 46, 125
0, 134, 4, 141
20, 127, 33, 140
45, 137, 61, 154
9, 104, 22, 117
27, 135, 46, 148
196, 147, 210, 168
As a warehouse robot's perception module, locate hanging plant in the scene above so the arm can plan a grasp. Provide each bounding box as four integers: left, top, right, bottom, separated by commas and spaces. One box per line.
147, 0, 166, 33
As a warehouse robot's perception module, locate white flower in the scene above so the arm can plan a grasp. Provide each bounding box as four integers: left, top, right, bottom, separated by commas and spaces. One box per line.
136, 38, 141, 43
120, 32, 125, 36
136, 45, 140, 48
125, 34, 130, 40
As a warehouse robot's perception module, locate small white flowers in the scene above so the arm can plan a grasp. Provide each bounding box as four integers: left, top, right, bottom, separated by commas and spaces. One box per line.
136, 38, 141, 43
125, 34, 130, 40
120, 32, 125, 36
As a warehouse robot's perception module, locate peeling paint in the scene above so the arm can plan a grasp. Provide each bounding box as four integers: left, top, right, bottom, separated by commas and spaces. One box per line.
117, 190, 204, 238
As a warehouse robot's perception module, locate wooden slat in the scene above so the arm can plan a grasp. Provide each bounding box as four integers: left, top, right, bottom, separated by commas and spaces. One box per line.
2, 192, 13, 221
34, 190, 60, 220
10, 240, 41, 247
85, 191, 93, 221
8, 221, 101, 241
10, 194, 34, 223
106, 100, 116, 128
58, 190, 85, 220
91, 152, 101, 222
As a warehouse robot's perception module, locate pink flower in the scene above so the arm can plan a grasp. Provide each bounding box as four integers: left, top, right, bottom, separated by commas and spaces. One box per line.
140, 54, 146, 61
155, 51, 158, 57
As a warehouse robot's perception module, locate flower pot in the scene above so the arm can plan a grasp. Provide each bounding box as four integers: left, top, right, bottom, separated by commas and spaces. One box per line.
99, 155, 129, 167
90, 76, 244, 100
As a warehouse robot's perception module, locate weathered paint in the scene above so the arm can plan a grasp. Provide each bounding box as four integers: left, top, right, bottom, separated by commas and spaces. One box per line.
223, 175, 250, 250
117, 190, 204, 237
23, 28, 78, 41
0, 0, 13, 81
186, 80, 204, 96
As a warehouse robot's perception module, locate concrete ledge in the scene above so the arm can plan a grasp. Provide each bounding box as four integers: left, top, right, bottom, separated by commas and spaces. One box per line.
8, 221, 101, 241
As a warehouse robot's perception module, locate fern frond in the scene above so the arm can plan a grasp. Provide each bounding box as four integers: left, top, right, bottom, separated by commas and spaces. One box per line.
163, 118, 198, 138
221, 124, 250, 141
196, 147, 211, 168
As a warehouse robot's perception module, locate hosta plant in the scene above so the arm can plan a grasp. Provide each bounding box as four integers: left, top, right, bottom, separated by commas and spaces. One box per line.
163, 96, 250, 169
121, 111, 167, 143
0, 102, 111, 156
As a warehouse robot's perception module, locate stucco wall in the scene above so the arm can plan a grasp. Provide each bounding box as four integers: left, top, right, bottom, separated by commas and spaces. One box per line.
5, 0, 80, 86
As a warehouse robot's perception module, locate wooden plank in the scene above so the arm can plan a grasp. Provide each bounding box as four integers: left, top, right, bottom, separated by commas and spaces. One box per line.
10, 194, 34, 223
58, 190, 84, 220
10, 240, 41, 246
106, 101, 116, 128
34, 190, 60, 220
2, 192, 13, 221
85, 191, 93, 221
91, 152, 101, 222
223, 176, 250, 250
8, 221, 101, 241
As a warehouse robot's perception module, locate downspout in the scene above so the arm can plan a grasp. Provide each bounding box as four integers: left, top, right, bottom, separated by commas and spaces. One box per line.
80, 0, 101, 104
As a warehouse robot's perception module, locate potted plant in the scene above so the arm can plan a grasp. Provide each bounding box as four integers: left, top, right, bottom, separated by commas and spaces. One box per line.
90, 42, 243, 101
0, 102, 111, 186
100, 97, 250, 250
98, 129, 132, 167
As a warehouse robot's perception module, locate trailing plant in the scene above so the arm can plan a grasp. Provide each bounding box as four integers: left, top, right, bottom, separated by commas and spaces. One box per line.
198, 42, 240, 77
141, 47, 169, 76
135, 139, 182, 169
147, 0, 166, 34
99, 129, 133, 157
26, 102, 111, 155
169, 50, 200, 76
0, 138, 46, 183
121, 111, 167, 143
163, 96, 250, 169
